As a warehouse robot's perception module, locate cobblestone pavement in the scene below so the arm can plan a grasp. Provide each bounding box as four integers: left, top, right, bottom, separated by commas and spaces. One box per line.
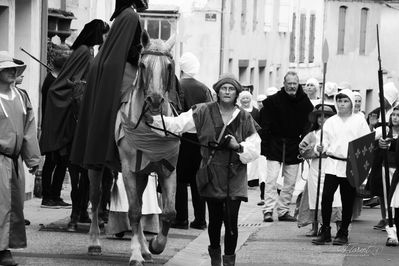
16, 185, 399, 265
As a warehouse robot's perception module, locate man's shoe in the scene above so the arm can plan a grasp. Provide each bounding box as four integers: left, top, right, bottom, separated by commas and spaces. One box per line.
170, 220, 188, 229
54, 199, 72, 209
278, 212, 297, 222
373, 219, 387, 231
190, 220, 207, 230
363, 197, 379, 208
263, 212, 273, 222
0, 250, 18, 266
312, 225, 331, 245
41, 199, 60, 209
333, 229, 349, 245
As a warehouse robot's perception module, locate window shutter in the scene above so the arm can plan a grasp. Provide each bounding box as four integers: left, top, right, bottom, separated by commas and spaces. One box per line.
308, 14, 315, 63
299, 13, 306, 63
264, 0, 274, 32
359, 8, 368, 55
337, 6, 347, 54
289, 13, 296, 62
241, 0, 248, 33
278, 0, 292, 32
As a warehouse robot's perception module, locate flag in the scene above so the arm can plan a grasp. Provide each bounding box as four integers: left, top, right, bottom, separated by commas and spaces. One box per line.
346, 132, 376, 188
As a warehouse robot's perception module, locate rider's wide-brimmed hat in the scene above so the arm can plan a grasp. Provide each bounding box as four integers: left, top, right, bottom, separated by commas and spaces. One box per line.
0, 51, 26, 77
308, 104, 336, 123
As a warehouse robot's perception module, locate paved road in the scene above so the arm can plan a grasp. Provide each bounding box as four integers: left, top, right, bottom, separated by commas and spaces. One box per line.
16, 186, 399, 265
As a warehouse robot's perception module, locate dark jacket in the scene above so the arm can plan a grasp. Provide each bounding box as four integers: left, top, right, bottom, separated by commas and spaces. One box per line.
259, 85, 313, 164
176, 77, 211, 183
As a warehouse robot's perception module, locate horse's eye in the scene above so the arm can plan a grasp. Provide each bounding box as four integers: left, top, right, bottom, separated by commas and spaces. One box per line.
167, 63, 172, 71
139, 62, 146, 69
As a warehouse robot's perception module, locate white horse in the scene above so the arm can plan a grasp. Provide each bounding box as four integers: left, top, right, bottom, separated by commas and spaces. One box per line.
87, 31, 180, 266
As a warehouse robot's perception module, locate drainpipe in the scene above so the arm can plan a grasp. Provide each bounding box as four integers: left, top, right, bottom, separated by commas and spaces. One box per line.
219, 0, 226, 75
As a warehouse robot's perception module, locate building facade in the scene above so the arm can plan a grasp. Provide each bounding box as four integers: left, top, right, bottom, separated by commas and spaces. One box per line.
289, 0, 399, 112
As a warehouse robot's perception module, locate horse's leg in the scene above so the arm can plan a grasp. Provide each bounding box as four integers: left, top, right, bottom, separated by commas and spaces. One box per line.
149, 168, 177, 254
122, 165, 149, 265
138, 220, 153, 262
88, 169, 103, 255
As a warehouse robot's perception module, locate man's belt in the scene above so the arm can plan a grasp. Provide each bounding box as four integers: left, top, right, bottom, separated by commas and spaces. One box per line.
0, 151, 20, 178
327, 154, 347, 162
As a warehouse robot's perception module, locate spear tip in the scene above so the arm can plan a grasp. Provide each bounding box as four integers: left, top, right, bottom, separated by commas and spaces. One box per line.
322, 40, 329, 63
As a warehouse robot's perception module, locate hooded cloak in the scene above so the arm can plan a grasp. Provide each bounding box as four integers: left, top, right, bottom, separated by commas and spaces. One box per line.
70, 7, 142, 170
111, 0, 148, 21
40, 20, 108, 155
71, 19, 108, 50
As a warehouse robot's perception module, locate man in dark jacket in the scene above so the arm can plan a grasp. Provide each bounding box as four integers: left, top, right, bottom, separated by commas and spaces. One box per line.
171, 52, 212, 230
260, 71, 313, 222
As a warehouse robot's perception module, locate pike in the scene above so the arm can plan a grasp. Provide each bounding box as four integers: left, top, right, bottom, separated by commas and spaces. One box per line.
20, 47, 53, 72
314, 39, 329, 233
376, 24, 394, 228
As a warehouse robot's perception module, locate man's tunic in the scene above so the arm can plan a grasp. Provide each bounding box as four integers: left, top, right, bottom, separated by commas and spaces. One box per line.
0, 87, 40, 249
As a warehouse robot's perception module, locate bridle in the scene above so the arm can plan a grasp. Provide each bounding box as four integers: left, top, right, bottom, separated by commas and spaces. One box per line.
133, 49, 174, 132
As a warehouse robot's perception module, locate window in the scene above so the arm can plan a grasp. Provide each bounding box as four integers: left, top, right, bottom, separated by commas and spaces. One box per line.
250, 67, 255, 84
269, 70, 274, 87
239, 66, 248, 83
259, 66, 266, 92
230, 0, 235, 30
308, 14, 316, 63
299, 13, 306, 63
337, 6, 347, 54
241, 0, 247, 33
359, 8, 368, 55
146, 19, 171, 40
253, 0, 258, 31
0, 7, 10, 50
239, 59, 249, 83
228, 58, 233, 73
289, 13, 296, 63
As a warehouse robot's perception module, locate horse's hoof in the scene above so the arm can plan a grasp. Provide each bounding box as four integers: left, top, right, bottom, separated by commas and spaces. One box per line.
88, 245, 102, 255
148, 237, 164, 255
129, 260, 144, 266
142, 252, 153, 262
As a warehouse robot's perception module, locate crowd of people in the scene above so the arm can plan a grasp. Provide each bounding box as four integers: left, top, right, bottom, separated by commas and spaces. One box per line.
1, 0, 399, 265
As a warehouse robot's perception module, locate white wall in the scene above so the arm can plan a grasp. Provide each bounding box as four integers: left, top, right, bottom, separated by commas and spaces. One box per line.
224, 0, 291, 96
149, 0, 222, 89
380, 5, 399, 90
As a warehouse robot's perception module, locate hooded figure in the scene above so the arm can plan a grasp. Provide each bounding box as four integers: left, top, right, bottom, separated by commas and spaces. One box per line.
180, 52, 200, 78
40, 19, 109, 156
71, 2, 144, 170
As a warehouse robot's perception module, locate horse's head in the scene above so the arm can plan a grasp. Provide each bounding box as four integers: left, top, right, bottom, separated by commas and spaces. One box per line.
137, 31, 176, 114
